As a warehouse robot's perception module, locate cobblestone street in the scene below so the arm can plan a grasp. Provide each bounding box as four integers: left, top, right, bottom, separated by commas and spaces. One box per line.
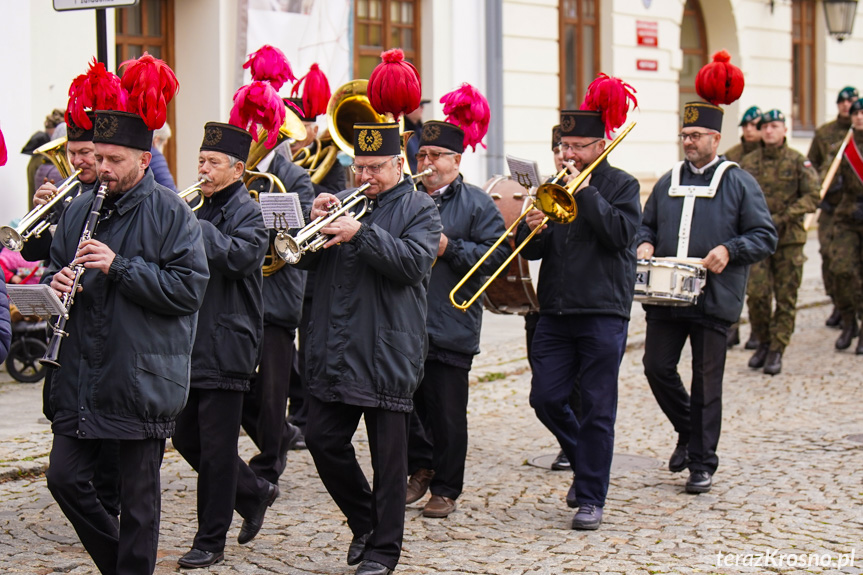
0, 234, 861, 574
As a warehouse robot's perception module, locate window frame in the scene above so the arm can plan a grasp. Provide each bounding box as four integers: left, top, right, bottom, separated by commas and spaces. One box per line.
792, 0, 818, 133
354, 0, 422, 80
558, 0, 601, 111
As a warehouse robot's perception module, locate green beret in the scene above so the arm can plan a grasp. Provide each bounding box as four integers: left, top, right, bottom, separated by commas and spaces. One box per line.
838, 86, 859, 103
757, 109, 785, 128
739, 106, 762, 127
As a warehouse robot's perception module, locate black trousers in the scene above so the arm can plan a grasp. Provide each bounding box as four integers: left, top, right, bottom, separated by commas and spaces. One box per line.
173, 388, 270, 552
47, 434, 165, 575
242, 324, 296, 484
529, 315, 627, 508
525, 311, 581, 419
305, 396, 408, 571
643, 318, 726, 474
407, 360, 469, 500
288, 297, 313, 430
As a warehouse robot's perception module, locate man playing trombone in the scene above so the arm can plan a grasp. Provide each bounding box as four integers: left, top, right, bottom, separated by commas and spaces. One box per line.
516, 76, 641, 531
295, 122, 441, 575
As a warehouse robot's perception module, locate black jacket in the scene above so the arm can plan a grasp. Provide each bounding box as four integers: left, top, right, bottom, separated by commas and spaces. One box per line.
516, 159, 642, 319
636, 159, 778, 324
420, 175, 509, 357
295, 176, 442, 412
45, 171, 209, 439
191, 181, 269, 390
259, 153, 314, 331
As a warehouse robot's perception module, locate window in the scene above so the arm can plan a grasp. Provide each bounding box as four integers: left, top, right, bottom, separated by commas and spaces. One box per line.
559, 0, 600, 110
354, 0, 421, 80
678, 0, 707, 107
115, 0, 176, 174
792, 0, 817, 132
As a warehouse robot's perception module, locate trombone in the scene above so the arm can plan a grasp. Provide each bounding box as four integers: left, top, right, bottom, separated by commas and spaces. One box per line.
0, 169, 83, 251
448, 122, 636, 311
276, 167, 434, 264
178, 177, 208, 211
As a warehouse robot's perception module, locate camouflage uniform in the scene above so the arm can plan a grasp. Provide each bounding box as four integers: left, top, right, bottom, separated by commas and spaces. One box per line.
724, 138, 760, 164
740, 141, 820, 352
808, 115, 853, 299
829, 129, 863, 322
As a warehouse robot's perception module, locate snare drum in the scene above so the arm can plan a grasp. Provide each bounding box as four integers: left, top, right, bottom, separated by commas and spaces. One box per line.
634, 257, 707, 306
481, 176, 540, 315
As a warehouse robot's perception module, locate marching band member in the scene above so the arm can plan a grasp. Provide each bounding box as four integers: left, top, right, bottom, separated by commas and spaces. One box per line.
739, 109, 819, 375
44, 55, 209, 575
516, 74, 640, 530
405, 85, 509, 518
809, 86, 859, 328
171, 120, 271, 565
828, 97, 863, 353
296, 121, 441, 575
637, 52, 776, 493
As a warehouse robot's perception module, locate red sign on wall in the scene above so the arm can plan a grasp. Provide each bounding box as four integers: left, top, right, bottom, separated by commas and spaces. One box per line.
637, 59, 659, 72
637, 20, 658, 47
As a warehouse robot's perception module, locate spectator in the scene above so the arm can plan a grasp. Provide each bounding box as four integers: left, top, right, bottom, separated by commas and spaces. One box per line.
0, 277, 9, 364
150, 123, 177, 192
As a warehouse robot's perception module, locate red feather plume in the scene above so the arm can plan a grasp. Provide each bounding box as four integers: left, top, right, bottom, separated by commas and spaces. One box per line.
229, 81, 286, 148
66, 58, 128, 129
243, 45, 296, 91
695, 50, 744, 106
580, 73, 638, 138
440, 83, 490, 152
0, 125, 7, 167
367, 49, 421, 120
290, 63, 331, 119
119, 53, 179, 130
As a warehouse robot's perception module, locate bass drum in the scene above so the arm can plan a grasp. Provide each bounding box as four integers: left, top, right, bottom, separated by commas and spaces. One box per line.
481, 176, 540, 315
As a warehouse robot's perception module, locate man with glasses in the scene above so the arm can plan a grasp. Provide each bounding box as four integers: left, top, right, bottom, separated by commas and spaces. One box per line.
517, 100, 641, 530
295, 122, 441, 575
809, 86, 859, 328
637, 99, 776, 494
739, 110, 819, 375
404, 120, 508, 519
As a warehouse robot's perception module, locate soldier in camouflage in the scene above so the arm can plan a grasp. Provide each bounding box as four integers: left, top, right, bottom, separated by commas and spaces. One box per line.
829, 98, 863, 354
724, 106, 762, 348
808, 86, 858, 328
740, 109, 820, 375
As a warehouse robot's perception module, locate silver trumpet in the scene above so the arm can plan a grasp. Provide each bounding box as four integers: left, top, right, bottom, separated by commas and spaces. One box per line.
275, 167, 434, 264
178, 177, 209, 211
0, 169, 83, 251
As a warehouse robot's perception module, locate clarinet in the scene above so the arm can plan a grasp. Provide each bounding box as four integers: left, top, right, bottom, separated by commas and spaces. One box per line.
41, 183, 108, 369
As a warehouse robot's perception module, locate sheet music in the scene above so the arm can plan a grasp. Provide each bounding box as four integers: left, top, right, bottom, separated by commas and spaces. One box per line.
258, 193, 304, 230
505, 155, 542, 190
6, 284, 67, 318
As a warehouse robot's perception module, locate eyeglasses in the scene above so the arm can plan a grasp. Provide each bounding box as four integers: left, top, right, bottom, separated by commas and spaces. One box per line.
678, 132, 715, 143
415, 151, 458, 162
559, 139, 601, 152
350, 158, 396, 175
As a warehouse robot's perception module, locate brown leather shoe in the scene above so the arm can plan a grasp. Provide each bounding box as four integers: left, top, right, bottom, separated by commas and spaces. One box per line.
405, 468, 434, 504
422, 494, 456, 518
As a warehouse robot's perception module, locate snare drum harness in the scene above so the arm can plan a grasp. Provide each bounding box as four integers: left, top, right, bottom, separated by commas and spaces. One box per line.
668, 160, 738, 258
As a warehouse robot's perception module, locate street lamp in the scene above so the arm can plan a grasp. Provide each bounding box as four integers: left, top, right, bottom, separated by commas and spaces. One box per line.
823, 0, 858, 41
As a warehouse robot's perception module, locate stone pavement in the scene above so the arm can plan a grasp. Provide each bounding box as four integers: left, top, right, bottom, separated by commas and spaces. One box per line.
0, 232, 861, 574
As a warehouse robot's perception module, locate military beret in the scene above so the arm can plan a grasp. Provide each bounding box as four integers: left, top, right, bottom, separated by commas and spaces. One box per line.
739, 106, 762, 127
851, 99, 863, 114
838, 86, 859, 103
757, 109, 785, 128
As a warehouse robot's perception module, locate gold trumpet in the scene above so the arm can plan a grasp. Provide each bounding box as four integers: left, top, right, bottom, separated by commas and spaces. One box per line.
0, 169, 83, 251
448, 122, 636, 311
276, 167, 434, 264
178, 177, 207, 211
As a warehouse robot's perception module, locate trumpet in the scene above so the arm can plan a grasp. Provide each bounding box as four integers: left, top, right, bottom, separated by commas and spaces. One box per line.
276, 167, 433, 264
448, 123, 635, 311
41, 183, 109, 369
0, 169, 83, 251
178, 177, 208, 211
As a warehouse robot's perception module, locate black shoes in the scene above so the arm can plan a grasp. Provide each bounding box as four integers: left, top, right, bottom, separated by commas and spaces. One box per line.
836, 316, 859, 350
685, 470, 713, 494
744, 334, 760, 350
826, 306, 841, 328
565, 475, 577, 508
748, 344, 769, 368
347, 531, 372, 565
238, 481, 279, 545
355, 559, 393, 575
763, 351, 782, 375
551, 449, 571, 471
177, 548, 224, 569
570, 504, 603, 530
726, 326, 740, 348
668, 444, 689, 473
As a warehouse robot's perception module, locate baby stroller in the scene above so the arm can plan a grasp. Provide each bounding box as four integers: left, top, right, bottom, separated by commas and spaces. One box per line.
5, 308, 49, 383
